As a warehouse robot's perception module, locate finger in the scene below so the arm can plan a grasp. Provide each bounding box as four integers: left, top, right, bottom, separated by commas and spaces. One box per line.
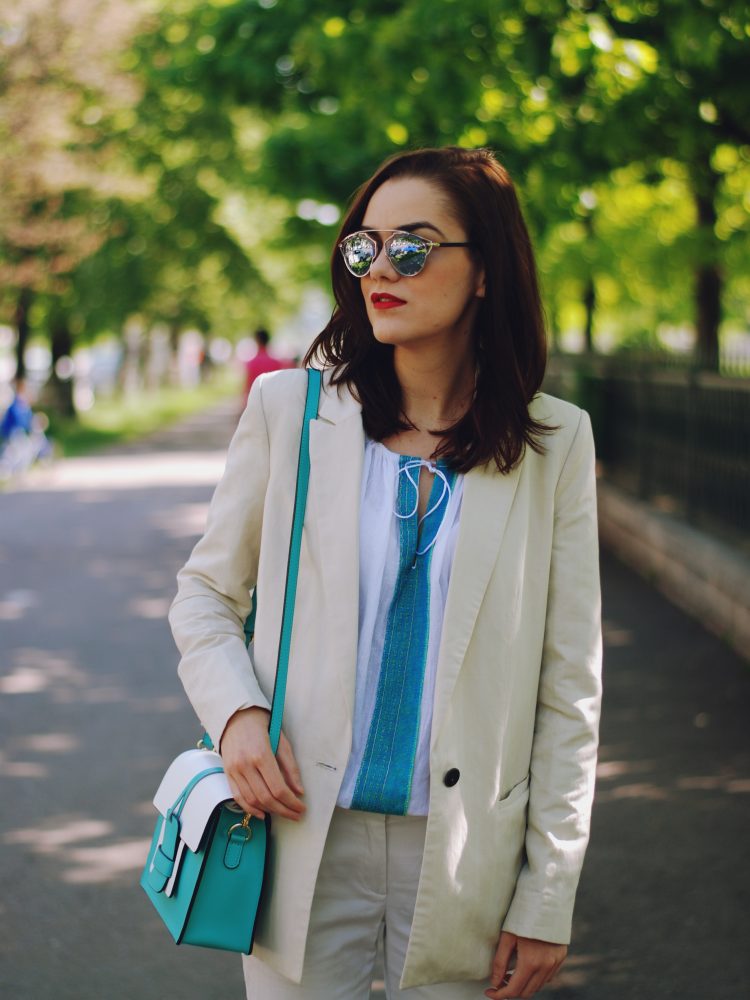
245, 767, 306, 821
277, 733, 305, 795
544, 956, 565, 986
257, 752, 306, 814
519, 967, 549, 998
225, 773, 265, 820
488, 932, 516, 989
228, 735, 306, 816
487, 967, 532, 1000
484, 973, 513, 999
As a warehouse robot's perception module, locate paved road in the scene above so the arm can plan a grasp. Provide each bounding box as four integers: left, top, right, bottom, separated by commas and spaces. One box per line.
1, 401, 748, 1000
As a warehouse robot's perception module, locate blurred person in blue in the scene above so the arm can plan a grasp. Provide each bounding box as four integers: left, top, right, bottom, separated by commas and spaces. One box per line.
0, 378, 52, 476
170, 147, 602, 999
1, 378, 34, 439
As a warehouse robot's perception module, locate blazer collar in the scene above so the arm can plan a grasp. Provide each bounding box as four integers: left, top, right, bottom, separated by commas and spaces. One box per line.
316, 368, 362, 426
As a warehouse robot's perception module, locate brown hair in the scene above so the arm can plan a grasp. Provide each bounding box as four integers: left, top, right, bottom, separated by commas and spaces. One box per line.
304, 146, 552, 473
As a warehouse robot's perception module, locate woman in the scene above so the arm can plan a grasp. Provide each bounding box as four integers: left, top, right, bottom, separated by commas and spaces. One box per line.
169, 146, 602, 999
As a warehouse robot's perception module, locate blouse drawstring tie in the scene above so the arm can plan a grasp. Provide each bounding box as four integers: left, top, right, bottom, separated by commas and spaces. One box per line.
393, 459, 453, 559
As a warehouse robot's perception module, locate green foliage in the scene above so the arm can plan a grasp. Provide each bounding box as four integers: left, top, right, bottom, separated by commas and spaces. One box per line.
153, 0, 747, 351
1, 0, 748, 369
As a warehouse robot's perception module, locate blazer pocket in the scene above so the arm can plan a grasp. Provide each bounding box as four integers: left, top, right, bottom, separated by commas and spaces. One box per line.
495, 773, 530, 811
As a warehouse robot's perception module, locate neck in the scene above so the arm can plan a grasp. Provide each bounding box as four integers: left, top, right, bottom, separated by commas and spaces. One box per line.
393, 340, 476, 430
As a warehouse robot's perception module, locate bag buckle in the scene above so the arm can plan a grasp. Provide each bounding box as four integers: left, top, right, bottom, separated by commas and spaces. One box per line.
224, 814, 253, 870
227, 814, 253, 841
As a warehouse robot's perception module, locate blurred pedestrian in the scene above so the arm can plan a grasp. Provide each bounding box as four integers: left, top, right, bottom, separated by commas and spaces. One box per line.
0, 378, 52, 478
242, 327, 284, 409
1, 378, 34, 440
170, 147, 602, 999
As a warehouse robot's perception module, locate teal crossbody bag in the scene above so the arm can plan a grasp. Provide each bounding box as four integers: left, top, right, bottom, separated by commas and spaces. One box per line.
140, 368, 322, 953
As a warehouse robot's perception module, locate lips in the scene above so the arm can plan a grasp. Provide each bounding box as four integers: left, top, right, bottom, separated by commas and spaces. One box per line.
371, 292, 406, 309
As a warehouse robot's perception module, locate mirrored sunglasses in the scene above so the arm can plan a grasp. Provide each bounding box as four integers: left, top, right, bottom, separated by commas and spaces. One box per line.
338, 229, 472, 278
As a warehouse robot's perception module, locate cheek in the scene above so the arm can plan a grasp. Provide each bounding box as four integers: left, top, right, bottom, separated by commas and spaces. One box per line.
430, 270, 478, 314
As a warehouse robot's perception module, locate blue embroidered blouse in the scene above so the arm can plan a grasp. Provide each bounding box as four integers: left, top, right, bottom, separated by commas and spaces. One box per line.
336, 437, 464, 816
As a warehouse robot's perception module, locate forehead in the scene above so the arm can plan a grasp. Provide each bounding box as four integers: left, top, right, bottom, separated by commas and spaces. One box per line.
361, 176, 456, 229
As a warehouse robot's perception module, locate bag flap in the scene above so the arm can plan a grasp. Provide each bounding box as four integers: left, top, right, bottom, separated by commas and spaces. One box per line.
153, 749, 235, 852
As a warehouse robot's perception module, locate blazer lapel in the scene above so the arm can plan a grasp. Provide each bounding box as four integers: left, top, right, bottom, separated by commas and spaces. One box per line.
430, 461, 522, 750
307, 373, 364, 725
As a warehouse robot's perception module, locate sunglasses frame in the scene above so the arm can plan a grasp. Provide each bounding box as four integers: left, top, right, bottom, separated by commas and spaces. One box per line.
338, 229, 472, 278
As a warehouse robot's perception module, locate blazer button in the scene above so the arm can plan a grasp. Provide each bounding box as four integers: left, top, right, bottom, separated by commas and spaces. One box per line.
443, 768, 460, 787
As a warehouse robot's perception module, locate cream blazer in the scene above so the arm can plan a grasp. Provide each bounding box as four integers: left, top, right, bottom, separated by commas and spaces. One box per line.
169, 367, 602, 989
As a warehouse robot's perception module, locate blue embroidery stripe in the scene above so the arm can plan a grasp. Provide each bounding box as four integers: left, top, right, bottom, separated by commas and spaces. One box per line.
351, 459, 457, 814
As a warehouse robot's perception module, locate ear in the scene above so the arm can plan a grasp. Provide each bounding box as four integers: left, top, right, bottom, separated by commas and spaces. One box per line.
475, 264, 486, 299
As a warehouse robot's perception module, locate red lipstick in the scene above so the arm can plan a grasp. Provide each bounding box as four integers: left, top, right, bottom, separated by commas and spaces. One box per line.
371, 292, 406, 309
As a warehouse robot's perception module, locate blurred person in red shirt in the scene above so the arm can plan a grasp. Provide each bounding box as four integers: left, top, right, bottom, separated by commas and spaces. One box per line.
242, 328, 284, 409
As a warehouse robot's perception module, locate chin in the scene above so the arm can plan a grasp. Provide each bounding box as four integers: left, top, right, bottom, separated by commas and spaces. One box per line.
369, 316, 426, 347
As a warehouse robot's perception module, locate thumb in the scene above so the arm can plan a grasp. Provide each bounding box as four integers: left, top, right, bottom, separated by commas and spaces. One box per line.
277, 732, 304, 794
490, 932, 516, 989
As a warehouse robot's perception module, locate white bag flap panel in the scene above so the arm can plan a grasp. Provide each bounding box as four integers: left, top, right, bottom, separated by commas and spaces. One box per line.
153, 749, 234, 852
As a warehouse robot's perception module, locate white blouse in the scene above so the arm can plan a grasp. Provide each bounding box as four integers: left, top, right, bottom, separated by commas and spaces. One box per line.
336, 437, 464, 816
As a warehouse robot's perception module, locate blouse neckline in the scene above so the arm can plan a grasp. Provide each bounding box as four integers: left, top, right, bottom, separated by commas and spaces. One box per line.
368, 437, 450, 468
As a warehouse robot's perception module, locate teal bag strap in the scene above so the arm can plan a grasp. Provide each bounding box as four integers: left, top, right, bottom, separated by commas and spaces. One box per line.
268, 367, 321, 755
201, 369, 322, 756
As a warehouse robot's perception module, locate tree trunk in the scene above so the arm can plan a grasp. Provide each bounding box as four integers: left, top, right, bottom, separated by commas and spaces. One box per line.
692, 166, 721, 371
48, 316, 76, 417
13, 287, 33, 380
582, 213, 595, 353
583, 277, 595, 354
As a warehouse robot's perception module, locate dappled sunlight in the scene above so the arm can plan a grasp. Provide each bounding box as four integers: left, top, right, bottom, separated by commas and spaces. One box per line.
553, 951, 601, 988
130, 693, 184, 714
597, 781, 670, 802
81, 683, 130, 705
5, 818, 114, 853
128, 595, 171, 619
8, 451, 226, 493
149, 501, 210, 539
602, 618, 634, 646
596, 759, 655, 780
0, 588, 39, 621
0, 648, 87, 698
594, 749, 750, 803
677, 775, 750, 794
0, 751, 48, 779
62, 839, 151, 884
0, 733, 78, 780
134, 799, 160, 817
17, 732, 79, 754
3, 815, 150, 885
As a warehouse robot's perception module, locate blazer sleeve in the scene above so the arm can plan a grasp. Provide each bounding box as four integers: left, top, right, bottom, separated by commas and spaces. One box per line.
168, 375, 273, 749
502, 408, 603, 943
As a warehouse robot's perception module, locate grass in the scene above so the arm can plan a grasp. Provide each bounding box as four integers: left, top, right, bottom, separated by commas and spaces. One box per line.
46, 370, 242, 458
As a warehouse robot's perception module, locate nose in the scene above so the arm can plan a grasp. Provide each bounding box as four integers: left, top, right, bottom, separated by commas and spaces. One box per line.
368, 241, 398, 282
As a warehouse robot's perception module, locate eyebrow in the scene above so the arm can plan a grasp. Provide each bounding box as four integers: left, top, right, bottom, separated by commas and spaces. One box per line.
360, 220, 447, 239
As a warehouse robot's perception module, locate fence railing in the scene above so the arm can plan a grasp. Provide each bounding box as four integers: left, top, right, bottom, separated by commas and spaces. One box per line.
542, 353, 750, 541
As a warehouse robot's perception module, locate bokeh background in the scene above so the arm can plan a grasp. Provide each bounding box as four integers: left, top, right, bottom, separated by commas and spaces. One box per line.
1, 2, 748, 999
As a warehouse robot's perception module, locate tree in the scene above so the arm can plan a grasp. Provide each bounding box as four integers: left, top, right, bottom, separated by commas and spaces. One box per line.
0, 0, 144, 395
146, 0, 749, 365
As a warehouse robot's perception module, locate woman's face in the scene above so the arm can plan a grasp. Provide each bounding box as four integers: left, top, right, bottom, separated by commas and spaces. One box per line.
357, 176, 485, 352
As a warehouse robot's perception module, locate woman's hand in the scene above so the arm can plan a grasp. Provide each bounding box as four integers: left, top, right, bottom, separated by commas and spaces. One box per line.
485, 932, 567, 999
220, 707, 306, 822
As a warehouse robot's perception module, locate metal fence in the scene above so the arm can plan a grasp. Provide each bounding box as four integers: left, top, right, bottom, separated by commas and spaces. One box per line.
543, 354, 750, 541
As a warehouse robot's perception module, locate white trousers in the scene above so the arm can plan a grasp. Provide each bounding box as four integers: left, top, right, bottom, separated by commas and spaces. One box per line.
243, 807, 490, 999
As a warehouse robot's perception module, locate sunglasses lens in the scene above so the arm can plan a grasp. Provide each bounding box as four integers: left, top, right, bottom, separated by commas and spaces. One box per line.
386, 234, 429, 276
341, 233, 376, 276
